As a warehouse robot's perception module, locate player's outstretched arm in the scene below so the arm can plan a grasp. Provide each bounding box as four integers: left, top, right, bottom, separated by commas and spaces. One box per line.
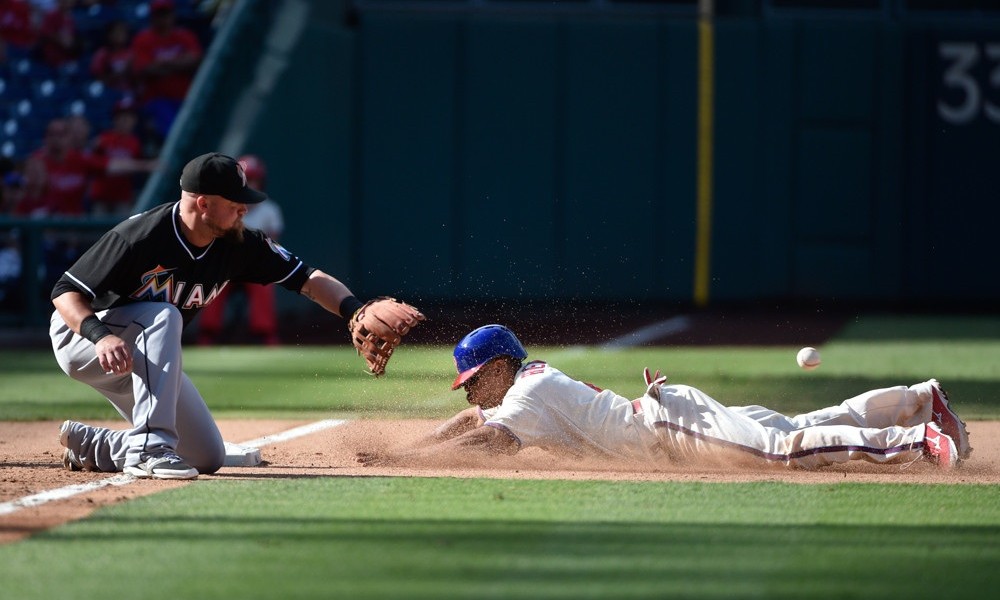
411, 407, 483, 448
354, 408, 482, 466
299, 269, 355, 317
300, 270, 425, 376
449, 425, 519, 455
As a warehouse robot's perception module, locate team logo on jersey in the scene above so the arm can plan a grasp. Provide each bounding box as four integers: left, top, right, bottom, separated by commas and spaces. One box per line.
131, 265, 177, 302
130, 264, 227, 309
266, 237, 292, 261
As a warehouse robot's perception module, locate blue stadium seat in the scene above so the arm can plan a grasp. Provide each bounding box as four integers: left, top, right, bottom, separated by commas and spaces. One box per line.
55, 60, 86, 87
75, 81, 124, 129
31, 78, 58, 101
11, 59, 55, 86
2, 117, 18, 138
73, 2, 126, 47
83, 79, 107, 100
13, 99, 32, 119
65, 99, 87, 118
1, 140, 17, 159
125, 1, 151, 29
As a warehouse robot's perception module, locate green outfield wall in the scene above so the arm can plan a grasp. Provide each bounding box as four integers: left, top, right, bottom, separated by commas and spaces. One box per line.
252, 1, 997, 307
3, 1, 997, 327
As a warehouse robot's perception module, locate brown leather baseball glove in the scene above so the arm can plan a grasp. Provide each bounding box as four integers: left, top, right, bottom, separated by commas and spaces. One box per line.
348, 297, 425, 376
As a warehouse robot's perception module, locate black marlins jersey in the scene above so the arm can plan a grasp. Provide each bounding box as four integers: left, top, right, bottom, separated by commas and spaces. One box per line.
51, 202, 314, 326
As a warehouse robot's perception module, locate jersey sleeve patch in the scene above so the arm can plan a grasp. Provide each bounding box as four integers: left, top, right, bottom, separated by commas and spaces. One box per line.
265, 237, 293, 261
519, 361, 548, 379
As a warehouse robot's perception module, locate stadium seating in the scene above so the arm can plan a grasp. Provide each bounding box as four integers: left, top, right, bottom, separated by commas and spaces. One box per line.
0, 0, 211, 161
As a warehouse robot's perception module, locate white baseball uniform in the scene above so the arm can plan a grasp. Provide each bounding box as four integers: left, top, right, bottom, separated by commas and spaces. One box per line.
480, 361, 935, 469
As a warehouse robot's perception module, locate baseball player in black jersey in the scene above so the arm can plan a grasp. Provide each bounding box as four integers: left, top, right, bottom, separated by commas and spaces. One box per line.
50, 152, 423, 480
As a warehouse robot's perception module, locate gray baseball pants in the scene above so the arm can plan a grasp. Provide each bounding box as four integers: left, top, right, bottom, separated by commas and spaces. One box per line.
50, 302, 225, 473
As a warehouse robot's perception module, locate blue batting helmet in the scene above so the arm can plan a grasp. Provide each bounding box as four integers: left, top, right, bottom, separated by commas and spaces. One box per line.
451, 325, 528, 389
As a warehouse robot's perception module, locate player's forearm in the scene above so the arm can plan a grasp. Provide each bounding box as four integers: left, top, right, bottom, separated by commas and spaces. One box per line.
299, 270, 356, 318
52, 292, 123, 360
52, 291, 97, 332
412, 408, 482, 448
413, 426, 516, 461
448, 426, 519, 455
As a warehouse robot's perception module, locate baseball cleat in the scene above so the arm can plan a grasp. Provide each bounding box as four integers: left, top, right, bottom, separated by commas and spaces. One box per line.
927, 379, 972, 459
62, 448, 84, 472
59, 420, 86, 471
923, 422, 959, 469
124, 453, 198, 480
58, 419, 75, 447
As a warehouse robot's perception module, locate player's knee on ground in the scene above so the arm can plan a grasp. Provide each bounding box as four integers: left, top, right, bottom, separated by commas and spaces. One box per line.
176, 427, 226, 474
185, 439, 225, 475
196, 456, 225, 475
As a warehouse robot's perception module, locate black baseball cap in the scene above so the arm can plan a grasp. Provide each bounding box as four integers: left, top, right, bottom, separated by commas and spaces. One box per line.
179, 152, 267, 204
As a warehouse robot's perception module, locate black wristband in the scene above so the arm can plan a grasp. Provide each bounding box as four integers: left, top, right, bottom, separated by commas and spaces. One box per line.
80, 315, 113, 345
339, 296, 365, 320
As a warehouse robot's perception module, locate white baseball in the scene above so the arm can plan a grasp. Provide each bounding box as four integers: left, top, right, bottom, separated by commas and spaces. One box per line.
796, 347, 821, 370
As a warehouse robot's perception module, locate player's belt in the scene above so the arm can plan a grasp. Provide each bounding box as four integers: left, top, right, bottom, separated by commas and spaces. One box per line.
631, 399, 643, 416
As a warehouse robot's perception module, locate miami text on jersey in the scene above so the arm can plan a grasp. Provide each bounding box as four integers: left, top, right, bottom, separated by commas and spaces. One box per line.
130, 264, 227, 309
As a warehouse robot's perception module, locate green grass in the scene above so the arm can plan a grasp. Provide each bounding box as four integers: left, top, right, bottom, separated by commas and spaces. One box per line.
4, 315, 999, 420
1, 478, 998, 599
2, 314, 999, 598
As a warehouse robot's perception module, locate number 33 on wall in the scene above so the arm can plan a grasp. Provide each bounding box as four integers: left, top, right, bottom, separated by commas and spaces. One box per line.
938, 42, 1000, 126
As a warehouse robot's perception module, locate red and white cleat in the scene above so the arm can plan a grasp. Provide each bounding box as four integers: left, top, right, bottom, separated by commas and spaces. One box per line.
923, 422, 959, 469
927, 379, 972, 459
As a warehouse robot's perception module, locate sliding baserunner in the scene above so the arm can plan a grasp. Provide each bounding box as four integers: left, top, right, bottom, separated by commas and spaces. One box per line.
357, 325, 971, 470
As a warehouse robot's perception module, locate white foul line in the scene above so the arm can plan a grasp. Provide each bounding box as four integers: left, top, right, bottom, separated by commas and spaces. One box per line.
0, 475, 135, 516
0, 419, 349, 517
237, 419, 347, 449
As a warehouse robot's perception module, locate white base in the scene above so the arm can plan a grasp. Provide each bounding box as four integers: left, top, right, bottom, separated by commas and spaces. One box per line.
223, 441, 263, 467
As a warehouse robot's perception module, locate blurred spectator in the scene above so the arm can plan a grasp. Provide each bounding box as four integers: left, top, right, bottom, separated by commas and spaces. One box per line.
198, 155, 285, 346
16, 117, 155, 217
38, 0, 81, 68
1, 169, 26, 213
0, 0, 38, 61
18, 118, 99, 216
88, 97, 144, 216
0, 228, 22, 310
65, 113, 91, 151
89, 19, 134, 94
130, 0, 202, 141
